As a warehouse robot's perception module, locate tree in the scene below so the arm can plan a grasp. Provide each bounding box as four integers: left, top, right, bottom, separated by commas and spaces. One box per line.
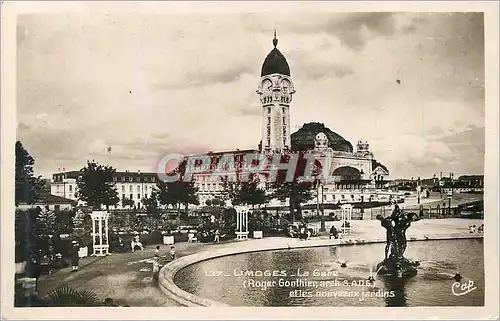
142, 190, 162, 231
72, 209, 92, 247
34, 206, 57, 239
121, 197, 135, 208
156, 180, 199, 219
236, 177, 267, 209
15, 141, 43, 206
15, 208, 39, 263
54, 209, 76, 235
212, 197, 225, 207
272, 179, 313, 222
221, 175, 267, 208
75, 161, 119, 210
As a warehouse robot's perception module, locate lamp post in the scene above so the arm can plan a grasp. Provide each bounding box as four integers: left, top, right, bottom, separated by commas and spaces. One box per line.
447, 191, 453, 216
321, 183, 325, 221
417, 176, 421, 205
317, 179, 326, 232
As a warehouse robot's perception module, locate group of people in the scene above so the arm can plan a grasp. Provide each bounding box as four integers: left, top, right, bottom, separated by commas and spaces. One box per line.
469, 224, 484, 234
287, 221, 311, 240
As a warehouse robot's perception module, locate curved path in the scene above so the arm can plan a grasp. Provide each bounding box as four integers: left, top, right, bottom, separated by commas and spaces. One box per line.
159, 218, 484, 307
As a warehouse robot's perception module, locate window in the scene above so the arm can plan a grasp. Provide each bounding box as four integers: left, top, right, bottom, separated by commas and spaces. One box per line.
121, 177, 125, 182
267, 107, 271, 114
145, 185, 148, 193
122, 185, 125, 192
282, 107, 285, 113
129, 193, 133, 200
122, 194, 125, 200
129, 186, 133, 192
129, 176, 133, 182
113, 176, 117, 182
152, 176, 156, 182
137, 193, 141, 200
137, 177, 140, 182
137, 185, 141, 192
69, 185, 73, 192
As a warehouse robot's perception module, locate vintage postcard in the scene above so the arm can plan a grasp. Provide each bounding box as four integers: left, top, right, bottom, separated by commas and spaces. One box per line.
1, 1, 498, 320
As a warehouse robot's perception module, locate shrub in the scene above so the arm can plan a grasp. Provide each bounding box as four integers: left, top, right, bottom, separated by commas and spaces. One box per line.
41, 286, 101, 307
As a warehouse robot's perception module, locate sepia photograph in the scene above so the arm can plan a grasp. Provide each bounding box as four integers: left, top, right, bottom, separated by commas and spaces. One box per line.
1, 1, 498, 320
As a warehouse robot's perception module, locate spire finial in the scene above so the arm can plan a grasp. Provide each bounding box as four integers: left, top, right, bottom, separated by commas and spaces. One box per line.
273, 29, 278, 48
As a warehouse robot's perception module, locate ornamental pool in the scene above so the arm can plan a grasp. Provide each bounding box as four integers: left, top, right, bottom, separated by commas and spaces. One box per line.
174, 239, 484, 307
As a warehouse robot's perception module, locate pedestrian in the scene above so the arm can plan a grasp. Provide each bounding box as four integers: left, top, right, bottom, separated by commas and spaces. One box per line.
155, 245, 160, 257
118, 237, 124, 252
47, 246, 55, 275
152, 255, 160, 281
299, 225, 307, 240
169, 246, 176, 261
214, 229, 220, 244
329, 225, 339, 239
132, 235, 144, 252
70, 241, 80, 272
478, 224, 484, 233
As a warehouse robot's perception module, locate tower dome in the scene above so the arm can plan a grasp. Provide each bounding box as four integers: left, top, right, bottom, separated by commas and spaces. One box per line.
261, 31, 291, 76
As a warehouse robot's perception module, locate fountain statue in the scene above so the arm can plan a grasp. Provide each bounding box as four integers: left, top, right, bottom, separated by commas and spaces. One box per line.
376, 204, 421, 278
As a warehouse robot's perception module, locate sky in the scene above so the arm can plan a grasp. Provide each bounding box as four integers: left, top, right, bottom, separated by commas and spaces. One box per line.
16, 11, 485, 179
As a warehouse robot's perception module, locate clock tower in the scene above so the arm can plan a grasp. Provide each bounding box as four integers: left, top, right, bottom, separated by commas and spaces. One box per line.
256, 31, 295, 153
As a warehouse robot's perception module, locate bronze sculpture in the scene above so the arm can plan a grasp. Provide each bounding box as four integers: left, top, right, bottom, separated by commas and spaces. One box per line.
376, 205, 421, 278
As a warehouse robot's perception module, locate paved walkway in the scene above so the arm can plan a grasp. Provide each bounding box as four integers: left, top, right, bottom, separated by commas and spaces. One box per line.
37, 218, 483, 307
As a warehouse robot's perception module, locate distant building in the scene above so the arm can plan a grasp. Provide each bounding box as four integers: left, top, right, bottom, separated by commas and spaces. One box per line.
17, 193, 77, 211
52, 34, 395, 209
51, 170, 158, 209
186, 33, 391, 204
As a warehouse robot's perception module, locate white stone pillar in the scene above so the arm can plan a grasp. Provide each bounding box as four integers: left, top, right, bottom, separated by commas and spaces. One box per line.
91, 211, 111, 256
245, 211, 248, 233
92, 216, 96, 255
104, 215, 109, 242
236, 209, 240, 233
98, 216, 103, 254
104, 213, 109, 253
234, 205, 249, 240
